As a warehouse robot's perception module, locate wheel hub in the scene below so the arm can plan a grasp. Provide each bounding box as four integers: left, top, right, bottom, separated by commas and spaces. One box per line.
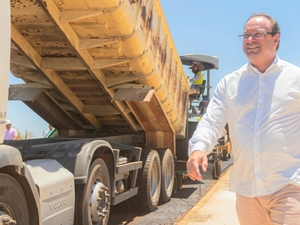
0, 204, 17, 225
0, 215, 16, 225
90, 181, 110, 223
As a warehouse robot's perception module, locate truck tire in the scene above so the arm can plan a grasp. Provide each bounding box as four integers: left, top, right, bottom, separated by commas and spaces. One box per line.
0, 174, 30, 225
220, 134, 229, 161
130, 149, 161, 212
172, 174, 178, 195
221, 149, 228, 161
177, 173, 183, 191
213, 160, 221, 180
158, 149, 174, 203
74, 158, 111, 225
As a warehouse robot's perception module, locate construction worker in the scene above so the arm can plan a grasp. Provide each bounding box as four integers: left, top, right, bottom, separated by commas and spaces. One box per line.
189, 63, 204, 95
4, 120, 18, 140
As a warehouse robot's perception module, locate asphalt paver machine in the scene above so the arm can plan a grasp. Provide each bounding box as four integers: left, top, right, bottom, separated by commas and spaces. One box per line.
176, 54, 231, 180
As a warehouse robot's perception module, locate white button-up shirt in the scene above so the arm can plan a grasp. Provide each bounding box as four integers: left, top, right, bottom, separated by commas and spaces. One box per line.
188, 56, 300, 197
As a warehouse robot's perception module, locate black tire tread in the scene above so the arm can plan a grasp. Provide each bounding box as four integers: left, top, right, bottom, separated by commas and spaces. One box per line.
172, 174, 178, 195
0, 174, 30, 225
177, 173, 183, 191
157, 148, 174, 203
74, 158, 111, 225
129, 149, 161, 212
221, 149, 228, 161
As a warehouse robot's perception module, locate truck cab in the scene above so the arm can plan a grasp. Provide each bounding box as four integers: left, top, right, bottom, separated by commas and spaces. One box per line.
0, 0, 10, 144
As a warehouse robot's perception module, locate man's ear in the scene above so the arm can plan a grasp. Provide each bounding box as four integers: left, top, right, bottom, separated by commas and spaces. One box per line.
274, 34, 279, 47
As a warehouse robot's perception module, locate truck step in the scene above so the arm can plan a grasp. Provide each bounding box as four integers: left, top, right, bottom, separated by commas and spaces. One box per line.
112, 187, 138, 205
115, 161, 143, 174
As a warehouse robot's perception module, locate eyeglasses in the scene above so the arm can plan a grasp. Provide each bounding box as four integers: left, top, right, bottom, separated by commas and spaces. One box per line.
238, 30, 277, 40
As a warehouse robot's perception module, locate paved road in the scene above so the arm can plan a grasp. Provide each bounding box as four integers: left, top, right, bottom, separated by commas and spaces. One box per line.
108, 158, 233, 225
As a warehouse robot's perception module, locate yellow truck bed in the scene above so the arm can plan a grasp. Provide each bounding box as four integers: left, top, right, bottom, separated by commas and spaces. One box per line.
9, 0, 189, 142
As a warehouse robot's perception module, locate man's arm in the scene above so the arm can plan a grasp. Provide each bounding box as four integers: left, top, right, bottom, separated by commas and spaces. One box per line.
187, 150, 207, 181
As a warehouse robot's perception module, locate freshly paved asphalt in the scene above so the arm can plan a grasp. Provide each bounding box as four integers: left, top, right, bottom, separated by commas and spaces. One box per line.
108, 158, 233, 225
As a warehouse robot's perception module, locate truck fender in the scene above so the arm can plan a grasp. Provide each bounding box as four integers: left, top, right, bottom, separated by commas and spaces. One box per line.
73, 140, 116, 184
25, 159, 75, 224
20, 162, 42, 225
0, 144, 23, 169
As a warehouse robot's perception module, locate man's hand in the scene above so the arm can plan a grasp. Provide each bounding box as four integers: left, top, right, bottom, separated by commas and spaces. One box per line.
187, 150, 208, 181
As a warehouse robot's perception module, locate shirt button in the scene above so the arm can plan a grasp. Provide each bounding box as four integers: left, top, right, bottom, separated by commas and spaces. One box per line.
255, 136, 258, 139
260, 88, 263, 91
258, 104, 262, 107
255, 172, 260, 176
256, 120, 260, 123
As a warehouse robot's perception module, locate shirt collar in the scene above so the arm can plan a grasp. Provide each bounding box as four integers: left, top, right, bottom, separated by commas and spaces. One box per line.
247, 55, 283, 75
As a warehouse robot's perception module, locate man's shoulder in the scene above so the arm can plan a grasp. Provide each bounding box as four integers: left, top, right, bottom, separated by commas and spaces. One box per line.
11, 128, 18, 133
223, 64, 248, 80
280, 59, 300, 71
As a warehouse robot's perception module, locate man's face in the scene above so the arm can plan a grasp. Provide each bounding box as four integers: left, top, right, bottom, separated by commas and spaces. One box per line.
6, 124, 11, 130
243, 17, 279, 64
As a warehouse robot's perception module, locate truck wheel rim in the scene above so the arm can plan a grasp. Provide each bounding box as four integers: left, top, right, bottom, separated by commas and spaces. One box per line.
0, 204, 16, 224
151, 163, 159, 197
90, 181, 110, 223
0, 204, 13, 218
166, 160, 173, 190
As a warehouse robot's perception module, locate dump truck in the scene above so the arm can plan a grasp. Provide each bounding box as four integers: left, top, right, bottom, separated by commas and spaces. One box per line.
0, 0, 229, 224
1, 0, 191, 224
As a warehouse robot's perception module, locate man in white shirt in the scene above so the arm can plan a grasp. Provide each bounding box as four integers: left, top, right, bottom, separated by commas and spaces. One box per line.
187, 13, 300, 224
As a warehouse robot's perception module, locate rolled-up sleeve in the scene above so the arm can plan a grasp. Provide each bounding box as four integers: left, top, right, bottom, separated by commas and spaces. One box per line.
188, 78, 229, 156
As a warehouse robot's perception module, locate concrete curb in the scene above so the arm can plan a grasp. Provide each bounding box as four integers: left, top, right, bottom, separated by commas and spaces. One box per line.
177, 166, 239, 224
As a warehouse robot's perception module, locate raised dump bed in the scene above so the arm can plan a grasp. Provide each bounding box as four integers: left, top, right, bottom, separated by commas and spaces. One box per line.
10, 0, 189, 142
